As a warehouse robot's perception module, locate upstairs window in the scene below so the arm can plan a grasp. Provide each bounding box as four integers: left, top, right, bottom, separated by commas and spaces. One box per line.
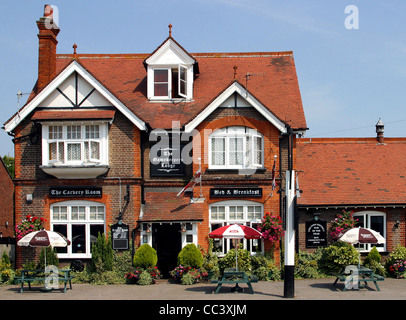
209, 126, 264, 170
42, 122, 108, 166
148, 65, 191, 100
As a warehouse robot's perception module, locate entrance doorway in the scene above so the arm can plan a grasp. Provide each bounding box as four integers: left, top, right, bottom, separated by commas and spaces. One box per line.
153, 223, 181, 277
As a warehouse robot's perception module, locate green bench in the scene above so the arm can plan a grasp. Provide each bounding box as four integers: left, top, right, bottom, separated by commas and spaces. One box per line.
213, 269, 256, 294
15, 269, 73, 293
333, 270, 384, 291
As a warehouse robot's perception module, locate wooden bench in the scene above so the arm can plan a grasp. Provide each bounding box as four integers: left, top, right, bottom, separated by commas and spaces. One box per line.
213, 269, 255, 294
333, 269, 384, 291
15, 269, 73, 293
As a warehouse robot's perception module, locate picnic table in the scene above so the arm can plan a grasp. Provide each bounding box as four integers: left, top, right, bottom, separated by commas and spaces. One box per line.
333, 266, 384, 291
211, 268, 257, 294
15, 269, 73, 293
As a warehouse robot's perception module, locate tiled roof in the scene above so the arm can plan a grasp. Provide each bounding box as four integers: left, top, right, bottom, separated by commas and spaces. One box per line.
141, 189, 204, 222
296, 138, 406, 206
32, 109, 116, 121
53, 50, 306, 130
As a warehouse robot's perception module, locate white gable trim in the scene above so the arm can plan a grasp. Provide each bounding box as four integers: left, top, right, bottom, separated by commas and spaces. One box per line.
4, 60, 146, 133
184, 81, 287, 133
145, 38, 195, 66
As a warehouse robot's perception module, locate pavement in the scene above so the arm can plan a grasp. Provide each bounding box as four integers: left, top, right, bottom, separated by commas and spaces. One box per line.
0, 277, 405, 300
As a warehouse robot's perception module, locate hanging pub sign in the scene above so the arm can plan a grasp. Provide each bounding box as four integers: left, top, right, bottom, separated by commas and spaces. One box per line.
150, 143, 186, 177
305, 219, 327, 248
111, 223, 129, 250
49, 186, 102, 198
210, 187, 263, 198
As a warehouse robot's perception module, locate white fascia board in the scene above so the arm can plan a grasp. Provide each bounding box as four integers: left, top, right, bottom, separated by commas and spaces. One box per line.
146, 39, 195, 66
184, 82, 287, 133
5, 60, 146, 133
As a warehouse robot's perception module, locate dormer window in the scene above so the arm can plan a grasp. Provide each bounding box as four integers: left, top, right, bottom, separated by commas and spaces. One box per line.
145, 35, 196, 101
152, 65, 189, 99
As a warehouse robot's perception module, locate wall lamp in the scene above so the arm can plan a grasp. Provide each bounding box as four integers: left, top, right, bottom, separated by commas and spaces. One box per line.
26, 194, 33, 204
394, 220, 400, 229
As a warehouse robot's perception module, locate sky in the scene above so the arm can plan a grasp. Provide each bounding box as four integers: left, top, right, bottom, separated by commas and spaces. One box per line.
1, 0, 406, 156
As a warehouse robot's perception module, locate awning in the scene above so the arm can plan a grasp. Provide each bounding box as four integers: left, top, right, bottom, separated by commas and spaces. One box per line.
31, 109, 116, 122
140, 188, 204, 222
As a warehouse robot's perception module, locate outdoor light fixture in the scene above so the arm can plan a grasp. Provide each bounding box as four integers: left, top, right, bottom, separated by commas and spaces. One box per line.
181, 223, 186, 232
394, 220, 400, 229
26, 194, 33, 203
146, 223, 151, 233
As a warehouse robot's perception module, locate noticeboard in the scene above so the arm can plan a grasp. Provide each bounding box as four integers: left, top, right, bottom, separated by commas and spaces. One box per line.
111, 223, 129, 250
305, 219, 327, 248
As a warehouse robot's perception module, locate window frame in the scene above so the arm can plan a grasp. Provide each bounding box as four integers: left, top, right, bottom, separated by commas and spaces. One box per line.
209, 200, 264, 256
353, 211, 386, 252
50, 200, 106, 259
42, 122, 108, 167
208, 126, 264, 170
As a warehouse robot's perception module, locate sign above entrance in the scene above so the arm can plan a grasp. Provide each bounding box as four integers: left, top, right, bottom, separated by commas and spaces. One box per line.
49, 186, 102, 198
210, 187, 263, 198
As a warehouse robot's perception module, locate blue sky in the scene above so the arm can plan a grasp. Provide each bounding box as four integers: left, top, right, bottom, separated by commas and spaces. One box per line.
1, 0, 406, 156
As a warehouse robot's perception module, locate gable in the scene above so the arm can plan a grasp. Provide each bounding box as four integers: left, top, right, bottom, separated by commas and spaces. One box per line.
4, 60, 146, 133
184, 81, 287, 133
145, 37, 196, 66
40, 72, 111, 108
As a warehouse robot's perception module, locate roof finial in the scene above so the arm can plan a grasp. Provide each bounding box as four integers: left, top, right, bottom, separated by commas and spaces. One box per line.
233, 66, 238, 79
168, 23, 173, 37
73, 43, 78, 58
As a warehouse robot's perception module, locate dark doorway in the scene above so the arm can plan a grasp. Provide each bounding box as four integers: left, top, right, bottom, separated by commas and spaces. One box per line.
152, 223, 181, 277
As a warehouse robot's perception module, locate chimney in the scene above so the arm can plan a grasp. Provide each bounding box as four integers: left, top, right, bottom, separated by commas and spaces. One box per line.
36, 4, 60, 92
375, 118, 384, 144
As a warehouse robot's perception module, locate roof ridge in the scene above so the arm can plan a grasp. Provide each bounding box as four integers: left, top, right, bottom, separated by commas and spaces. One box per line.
299, 137, 406, 144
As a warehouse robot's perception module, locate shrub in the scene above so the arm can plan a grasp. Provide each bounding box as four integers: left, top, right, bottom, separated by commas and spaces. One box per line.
385, 245, 406, 278
37, 247, 59, 269
133, 244, 158, 268
91, 232, 113, 271
295, 251, 321, 279
318, 242, 359, 274
177, 244, 203, 268
138, 271, 153, 286
0, 253, 14, 284
218, 245, 251, 272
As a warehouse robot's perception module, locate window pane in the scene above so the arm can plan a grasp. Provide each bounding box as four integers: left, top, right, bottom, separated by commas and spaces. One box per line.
91, 141, 100, 160
211, 137, 225, 165
154, 70, 169, 96
68, 143, 81, 161
72, 224, 86, 254
229, 137, 243, 165
53, 224, 68, 254
49, 142, 57, 161
90, 224, 104, 251
67, 125, 81, 139
254, 136, 262, 165
370, 215, 385, 248
179, 65, 187, 96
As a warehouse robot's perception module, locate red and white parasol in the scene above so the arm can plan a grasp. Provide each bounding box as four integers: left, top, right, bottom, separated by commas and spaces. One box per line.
209, 224, 262, 240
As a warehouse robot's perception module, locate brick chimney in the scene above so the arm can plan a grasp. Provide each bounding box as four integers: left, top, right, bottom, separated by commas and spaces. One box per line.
36, 4, 60, 92
376, 118, 384, 144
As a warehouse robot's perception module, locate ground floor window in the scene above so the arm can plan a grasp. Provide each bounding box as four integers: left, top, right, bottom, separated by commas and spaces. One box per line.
51, 200, 105, 258
209, 200, 263, 255
353, 211, 386, 252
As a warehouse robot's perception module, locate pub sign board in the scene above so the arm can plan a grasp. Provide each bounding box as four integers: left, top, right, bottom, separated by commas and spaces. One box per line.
50, 186, 102, 198
210, 187, 263, 198
111, 223, 129, 250
150, 144, 186, 177
305, 219, 327, 248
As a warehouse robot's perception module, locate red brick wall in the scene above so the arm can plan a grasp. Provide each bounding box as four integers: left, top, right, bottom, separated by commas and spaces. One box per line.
0, 158, 14, 238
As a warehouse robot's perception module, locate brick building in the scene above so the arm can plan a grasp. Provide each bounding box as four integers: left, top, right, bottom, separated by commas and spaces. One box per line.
0, 157, 14, 238
296, 123, 406, 258
3, 6, 306, 271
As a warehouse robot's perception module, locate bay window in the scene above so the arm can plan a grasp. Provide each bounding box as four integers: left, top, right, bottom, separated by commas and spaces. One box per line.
41, 122, 109, 178
209, 201, 263, 255
209, 126, 264, 169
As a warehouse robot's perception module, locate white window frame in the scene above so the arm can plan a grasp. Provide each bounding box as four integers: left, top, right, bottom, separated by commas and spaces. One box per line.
209, 200, 264, 256
42, 122, 109, 167
209, 126, 264, 170
50, 200, 106, 259
147, 65, 193, 101
353, 211, 386, 252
